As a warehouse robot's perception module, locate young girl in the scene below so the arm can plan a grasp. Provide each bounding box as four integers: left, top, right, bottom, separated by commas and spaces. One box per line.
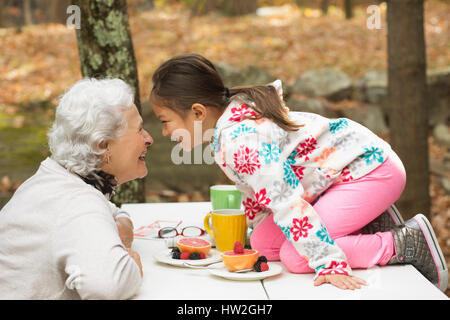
150, 53, 448, 291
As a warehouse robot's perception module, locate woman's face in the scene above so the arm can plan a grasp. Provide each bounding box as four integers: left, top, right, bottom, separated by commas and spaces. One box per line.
102, 104, 153, 184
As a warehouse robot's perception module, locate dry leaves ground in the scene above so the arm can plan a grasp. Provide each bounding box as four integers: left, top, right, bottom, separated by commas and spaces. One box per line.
0, 1, 449, 295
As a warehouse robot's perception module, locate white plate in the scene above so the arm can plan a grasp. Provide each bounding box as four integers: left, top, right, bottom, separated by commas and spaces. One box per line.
209, 263, 283, 281
153, 248, 222, 267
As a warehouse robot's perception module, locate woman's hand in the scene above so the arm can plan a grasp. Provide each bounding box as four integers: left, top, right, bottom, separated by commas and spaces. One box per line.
126, 248, 143, 277
115, 217, 134, 248
314, 274, 367, 290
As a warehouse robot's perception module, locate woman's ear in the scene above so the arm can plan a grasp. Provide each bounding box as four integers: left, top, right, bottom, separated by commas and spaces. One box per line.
99, 140, 108, 151
191, 103, 207, 121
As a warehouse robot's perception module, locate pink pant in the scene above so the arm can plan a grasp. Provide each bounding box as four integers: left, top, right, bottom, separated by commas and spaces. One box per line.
250, 151, 406, 273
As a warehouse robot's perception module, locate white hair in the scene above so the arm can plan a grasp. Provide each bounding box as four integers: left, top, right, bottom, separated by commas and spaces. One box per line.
48, 78, 134, 177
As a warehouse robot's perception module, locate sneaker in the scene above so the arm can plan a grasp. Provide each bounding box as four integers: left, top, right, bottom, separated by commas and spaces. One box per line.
388, 214, 448, 292
361, 204, 405, 234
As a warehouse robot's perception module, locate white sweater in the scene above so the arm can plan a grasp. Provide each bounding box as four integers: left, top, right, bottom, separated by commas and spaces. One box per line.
0, 158, 142, 299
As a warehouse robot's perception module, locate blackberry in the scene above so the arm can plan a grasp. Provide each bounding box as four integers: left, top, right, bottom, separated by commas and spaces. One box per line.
257, 256, 267, 263
253, 261, 262, 272
171, 247, 181, 259
189, 252, 201, 260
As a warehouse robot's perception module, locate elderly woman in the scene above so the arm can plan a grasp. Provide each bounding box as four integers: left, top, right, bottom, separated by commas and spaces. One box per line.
0, 78, 153, 299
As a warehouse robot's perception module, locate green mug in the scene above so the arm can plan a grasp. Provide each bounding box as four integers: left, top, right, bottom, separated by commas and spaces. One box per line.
210, 185, 242, 210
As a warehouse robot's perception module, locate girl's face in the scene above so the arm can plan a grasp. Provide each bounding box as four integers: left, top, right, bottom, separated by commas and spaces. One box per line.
102, 104, 153, 184
152, 102, 221, 152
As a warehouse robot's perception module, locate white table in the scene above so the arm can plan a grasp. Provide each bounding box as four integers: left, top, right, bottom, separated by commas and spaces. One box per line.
123, 202, 448, 300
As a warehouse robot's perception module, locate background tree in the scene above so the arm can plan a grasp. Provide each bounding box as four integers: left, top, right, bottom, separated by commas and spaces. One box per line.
320, 0, 329, 15
387, 0, 430, 219
344, 0, 353, 19
73, 0, 146, 205
23, 0, 33, 25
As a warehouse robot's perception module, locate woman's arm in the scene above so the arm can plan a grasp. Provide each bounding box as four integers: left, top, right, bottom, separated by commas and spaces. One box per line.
53, 195, 142, 299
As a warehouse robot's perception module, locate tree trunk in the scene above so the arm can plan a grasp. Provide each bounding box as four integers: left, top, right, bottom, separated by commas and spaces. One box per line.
321, 0, 329, 15
344, 0, 353, 19
73, 0, 146, 206
24, 0, 33, 25
387, 0, 430, 219
0, 0, 4, 28
222, 0, 257, 16
50, 0, 71, 24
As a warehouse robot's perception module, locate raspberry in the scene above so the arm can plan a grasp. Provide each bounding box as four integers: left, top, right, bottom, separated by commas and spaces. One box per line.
180, 252, 190, 260
260, 262, 269, 272
253, 261, 269, 272
199, 253, 206, 259
189, 252, 201, 260
257, 255, 267, 263
233, 241, 244, 254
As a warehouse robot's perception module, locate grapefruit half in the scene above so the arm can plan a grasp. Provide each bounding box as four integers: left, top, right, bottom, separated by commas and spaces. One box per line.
177, 237, 212, 255
221, 249, 259, 272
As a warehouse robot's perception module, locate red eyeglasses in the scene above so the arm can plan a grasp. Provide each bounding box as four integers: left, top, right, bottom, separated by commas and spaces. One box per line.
158, 226, 205, 239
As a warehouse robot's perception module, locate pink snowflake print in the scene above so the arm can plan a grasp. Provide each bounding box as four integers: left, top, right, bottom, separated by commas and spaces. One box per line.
229, 104, 259, 122
254, 188, 271, 207
340, 166, 353, 182
295, 136, 318, 161
243, 197, 262, 220
233, 145, 261, 175
318, 261, 349, 276
290, 216, 313, 241
292, 166, 305, 180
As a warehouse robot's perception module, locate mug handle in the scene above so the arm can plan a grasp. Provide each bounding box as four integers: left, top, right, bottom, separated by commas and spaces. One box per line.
227, 194, 236, 208
203, 212, 214, 238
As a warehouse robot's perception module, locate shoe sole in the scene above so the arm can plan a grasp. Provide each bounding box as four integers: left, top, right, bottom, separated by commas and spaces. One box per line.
387, 204, 404, 226
412, 214, 448, 292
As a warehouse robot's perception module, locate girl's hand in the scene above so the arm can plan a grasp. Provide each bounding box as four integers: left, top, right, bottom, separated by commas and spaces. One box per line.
115, 217, 134, 248
314, 274, 367, 290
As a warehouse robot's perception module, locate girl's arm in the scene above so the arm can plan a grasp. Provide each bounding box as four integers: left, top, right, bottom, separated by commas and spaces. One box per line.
222, 130, 352, 281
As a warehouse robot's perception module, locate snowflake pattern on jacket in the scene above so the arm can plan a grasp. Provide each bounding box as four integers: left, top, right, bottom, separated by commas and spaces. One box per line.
211, 80, 392, 279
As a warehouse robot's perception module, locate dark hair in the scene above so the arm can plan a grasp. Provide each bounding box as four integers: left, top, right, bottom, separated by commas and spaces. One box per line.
150, 53, 301, 132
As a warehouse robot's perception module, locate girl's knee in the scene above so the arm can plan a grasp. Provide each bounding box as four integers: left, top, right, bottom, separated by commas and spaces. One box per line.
279, 241, 314, 274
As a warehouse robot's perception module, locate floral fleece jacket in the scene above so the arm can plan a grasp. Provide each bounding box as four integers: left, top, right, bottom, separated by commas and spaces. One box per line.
211, 80, 392, 279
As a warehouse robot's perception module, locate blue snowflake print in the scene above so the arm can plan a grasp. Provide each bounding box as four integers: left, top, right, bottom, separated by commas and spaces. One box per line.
359, 146, 384, 165
286, 149, 299, 165
329, 119, 348, 134
315, 265, 326, 273
260, 142, 282, 164
283, 161, 300, 189
316, 224, 335, 245
229, 124, 256, 140
212, 126, 220, 153
276, 222, 292, 239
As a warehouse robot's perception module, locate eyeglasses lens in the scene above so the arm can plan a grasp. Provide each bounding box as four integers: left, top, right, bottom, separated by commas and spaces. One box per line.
182, 226, 203, 237
159, 227, 178, 238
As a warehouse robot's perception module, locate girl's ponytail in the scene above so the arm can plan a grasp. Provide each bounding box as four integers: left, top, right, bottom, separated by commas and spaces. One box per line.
229, 84, 302, 132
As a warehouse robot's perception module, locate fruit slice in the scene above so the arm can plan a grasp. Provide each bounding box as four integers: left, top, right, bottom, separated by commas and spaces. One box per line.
221, 249, 259, 272
177, 237, 212, 255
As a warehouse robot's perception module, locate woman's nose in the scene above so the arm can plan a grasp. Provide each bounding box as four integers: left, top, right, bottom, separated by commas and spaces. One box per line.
144, 131, 153, 146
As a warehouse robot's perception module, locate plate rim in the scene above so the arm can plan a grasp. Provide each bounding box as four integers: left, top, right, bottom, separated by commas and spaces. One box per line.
208, 263, 282, 281
153, 248, 222, 267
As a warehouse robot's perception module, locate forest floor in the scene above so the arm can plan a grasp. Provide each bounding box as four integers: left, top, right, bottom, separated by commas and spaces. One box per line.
0, 1, 449, 295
